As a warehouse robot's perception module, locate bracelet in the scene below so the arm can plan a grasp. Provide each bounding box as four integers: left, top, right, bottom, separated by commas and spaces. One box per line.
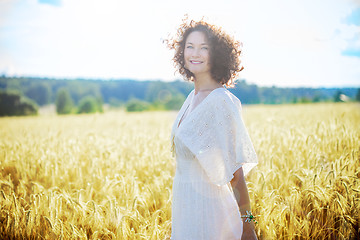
241, 211, 258, 224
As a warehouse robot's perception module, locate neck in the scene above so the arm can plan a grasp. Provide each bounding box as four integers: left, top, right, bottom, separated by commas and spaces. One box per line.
193, 72, 222, 94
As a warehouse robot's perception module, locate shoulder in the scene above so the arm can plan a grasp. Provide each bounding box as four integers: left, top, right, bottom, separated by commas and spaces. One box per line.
186, 89, 195, 99
210, 88, 242, 111
182, 89, 195, 105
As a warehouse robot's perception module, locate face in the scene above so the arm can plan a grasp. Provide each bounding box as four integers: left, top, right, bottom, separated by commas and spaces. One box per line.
184, 31, 211, 77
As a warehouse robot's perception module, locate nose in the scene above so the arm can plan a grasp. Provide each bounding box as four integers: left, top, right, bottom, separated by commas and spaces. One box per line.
192, 48, 201, 58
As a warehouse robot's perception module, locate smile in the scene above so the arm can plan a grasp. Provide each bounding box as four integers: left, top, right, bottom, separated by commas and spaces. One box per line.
190, 60, 203, 64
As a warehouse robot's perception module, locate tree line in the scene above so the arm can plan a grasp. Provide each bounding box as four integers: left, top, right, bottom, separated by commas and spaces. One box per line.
0, 76, 359, 116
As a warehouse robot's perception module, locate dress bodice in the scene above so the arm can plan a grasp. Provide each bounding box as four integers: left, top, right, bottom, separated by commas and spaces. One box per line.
173, 134, 210, 183
170, 88, 253, 239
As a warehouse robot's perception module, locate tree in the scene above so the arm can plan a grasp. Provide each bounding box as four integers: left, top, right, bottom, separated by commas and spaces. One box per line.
25, 82, 52, 106
77, 96, 103, 114
165, 94, 185, 110
356, 88, 360, 102
108, 97, 123, 108
312, 94, 321, 103
334, 90, 343, 102
0, 91, 38, 116
126, 99, 150, 112
145, 81, 177, 102
56, 88, 73, 114
96, 96, 104, 113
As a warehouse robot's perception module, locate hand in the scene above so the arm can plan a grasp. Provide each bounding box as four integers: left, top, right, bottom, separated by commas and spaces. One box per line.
241, 222, 258, 240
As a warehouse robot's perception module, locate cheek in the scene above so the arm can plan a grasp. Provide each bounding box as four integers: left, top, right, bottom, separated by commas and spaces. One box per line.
184, 49, 190, 60
202, 53, 210, 67
183, 51, 189, 68
206, 52, 212, 67
204, 51, 210, 61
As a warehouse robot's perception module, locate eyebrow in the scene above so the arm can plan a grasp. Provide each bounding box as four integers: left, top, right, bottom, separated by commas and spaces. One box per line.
186, 42, 209, 45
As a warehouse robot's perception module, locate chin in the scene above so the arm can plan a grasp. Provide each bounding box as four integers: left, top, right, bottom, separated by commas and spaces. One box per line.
190, 70, 208, 76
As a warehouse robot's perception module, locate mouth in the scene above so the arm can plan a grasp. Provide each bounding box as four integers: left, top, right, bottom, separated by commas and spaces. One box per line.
190, 60, 203, 64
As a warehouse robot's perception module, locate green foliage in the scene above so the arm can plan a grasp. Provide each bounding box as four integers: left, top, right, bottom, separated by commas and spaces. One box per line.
25, 82, 52, 106
77, 96, 103, 114
126, 99, 150, 112
299, 97, 312, 103
334, 90, 343, 102
144, 82, 186, 111
145, 81, 175, 102
56, 88, 74, 114
67, 81, 103, 104
4, 78, 23, 94
148, 101, 166, 111
0, 90, 38, 116
356, 88, 360, 102
108, 97, 123, 108
124, 94, 185, 112
1, 76, 359, 106
231, 80, 261, 104
101, 80, 148, 103
312, 94, 321, 103
96, 97, 104, 113
164, 94, 185, 110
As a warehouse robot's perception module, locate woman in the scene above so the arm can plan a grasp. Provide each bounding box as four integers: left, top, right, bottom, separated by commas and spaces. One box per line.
168, 19, 258, 240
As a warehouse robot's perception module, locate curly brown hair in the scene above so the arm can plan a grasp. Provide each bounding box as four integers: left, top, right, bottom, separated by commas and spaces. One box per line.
167, 19, 244, 87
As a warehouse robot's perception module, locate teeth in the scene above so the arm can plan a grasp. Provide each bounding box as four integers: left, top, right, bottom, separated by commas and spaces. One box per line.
191, 61, 202, 64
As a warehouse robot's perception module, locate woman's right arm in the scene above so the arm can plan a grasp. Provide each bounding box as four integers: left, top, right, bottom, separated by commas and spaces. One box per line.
230, 167, 258, 240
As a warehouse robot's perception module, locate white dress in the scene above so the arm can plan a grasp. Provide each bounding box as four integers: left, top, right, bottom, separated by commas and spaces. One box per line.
170, 87, 258, 240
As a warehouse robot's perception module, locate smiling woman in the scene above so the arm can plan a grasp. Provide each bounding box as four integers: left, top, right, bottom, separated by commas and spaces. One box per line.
167, 19, 243, 88
184, 31, 211, 79
167, 19, 258, 240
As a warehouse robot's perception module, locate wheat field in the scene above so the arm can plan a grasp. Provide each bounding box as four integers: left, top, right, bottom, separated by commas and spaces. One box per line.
0, 103, 359, 239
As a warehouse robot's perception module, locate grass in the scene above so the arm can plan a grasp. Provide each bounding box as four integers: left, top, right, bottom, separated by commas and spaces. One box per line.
0, 103, 359, 239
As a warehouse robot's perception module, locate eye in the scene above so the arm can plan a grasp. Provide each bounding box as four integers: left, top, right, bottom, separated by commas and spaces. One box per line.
201, 47, 208, 50
186, 45, 193, 49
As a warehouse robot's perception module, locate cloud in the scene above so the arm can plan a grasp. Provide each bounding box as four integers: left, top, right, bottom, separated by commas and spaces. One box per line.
38, 0, 62, 7
342, 49, 360, 57
344, 7, 360, 25
342, 32, 360, 57
0, 0, 359, 86
339, 7, 360, 58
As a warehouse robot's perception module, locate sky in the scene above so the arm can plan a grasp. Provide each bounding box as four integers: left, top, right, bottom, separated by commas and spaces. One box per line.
0, 0, 359, 87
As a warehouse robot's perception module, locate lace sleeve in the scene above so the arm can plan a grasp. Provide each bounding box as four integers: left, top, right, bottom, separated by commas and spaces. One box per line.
176, 90, 258, 186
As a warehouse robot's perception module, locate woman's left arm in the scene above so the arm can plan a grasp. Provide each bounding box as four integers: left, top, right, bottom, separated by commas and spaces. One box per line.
230, 167, 258, 240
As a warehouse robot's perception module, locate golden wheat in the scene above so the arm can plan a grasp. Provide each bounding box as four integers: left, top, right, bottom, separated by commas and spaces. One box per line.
0, 103, 359, 239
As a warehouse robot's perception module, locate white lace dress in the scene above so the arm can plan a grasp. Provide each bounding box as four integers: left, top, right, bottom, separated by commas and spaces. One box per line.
170, 88, 258, 240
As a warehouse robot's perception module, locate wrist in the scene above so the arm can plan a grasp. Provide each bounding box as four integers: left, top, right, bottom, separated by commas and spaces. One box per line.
241, 210, 257, 224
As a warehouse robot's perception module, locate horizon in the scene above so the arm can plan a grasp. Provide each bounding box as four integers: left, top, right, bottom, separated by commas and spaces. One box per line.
1, 75, 359, 89
1, 0, 360, 88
